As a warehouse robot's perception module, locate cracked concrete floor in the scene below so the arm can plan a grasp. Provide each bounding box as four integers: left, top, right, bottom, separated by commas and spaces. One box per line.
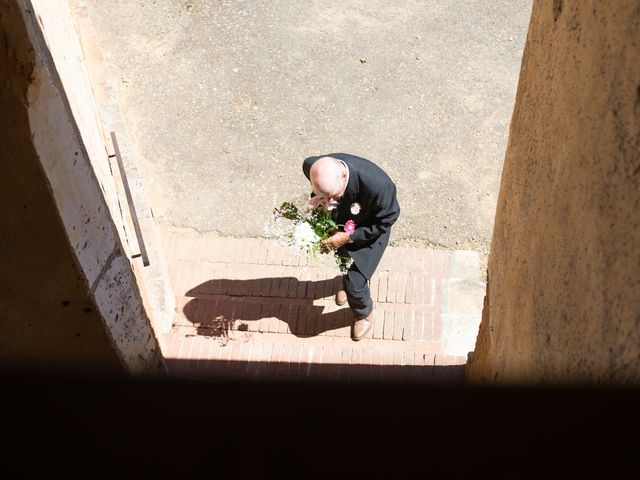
84, 0, 532, 274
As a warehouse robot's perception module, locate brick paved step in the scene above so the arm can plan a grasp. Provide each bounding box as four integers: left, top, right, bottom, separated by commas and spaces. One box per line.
173, 295, 441, 343
158, 229, 484, 384
161, 233, 453, 274
168, 260, 440, 305
161, 331, 466, 384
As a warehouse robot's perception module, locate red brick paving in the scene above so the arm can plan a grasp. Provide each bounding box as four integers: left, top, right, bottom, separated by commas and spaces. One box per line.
159, 229, 467, 383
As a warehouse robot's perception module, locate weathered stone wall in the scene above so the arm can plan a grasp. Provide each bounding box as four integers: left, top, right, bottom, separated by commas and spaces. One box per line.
0, 1, 120, 374
0, 0, 166, 375
466, 0, 640, 385
68, 0, 176, 337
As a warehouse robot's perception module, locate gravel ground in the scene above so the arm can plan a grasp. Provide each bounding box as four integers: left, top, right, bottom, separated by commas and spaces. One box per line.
84, 0, 532, 273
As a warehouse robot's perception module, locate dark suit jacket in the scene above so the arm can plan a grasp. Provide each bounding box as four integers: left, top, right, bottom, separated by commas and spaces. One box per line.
302, 153, 400, 279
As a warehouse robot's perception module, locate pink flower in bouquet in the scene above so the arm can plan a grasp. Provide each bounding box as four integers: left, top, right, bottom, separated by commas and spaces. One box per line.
344, 220, 356, 235
308, 195, 339, 211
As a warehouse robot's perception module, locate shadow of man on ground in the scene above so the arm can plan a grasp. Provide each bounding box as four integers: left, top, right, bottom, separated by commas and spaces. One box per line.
182, 276, 353, 339
177, 276, 466, 384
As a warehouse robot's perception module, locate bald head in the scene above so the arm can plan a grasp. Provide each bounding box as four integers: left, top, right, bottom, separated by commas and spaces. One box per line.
310, 156, 348, 199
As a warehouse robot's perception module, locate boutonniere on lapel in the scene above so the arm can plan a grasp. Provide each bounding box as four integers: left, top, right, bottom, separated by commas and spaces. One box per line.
350, 202, 361, 215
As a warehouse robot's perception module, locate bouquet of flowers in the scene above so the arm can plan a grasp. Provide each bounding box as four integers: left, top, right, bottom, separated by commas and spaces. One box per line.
269, 198, 355, 275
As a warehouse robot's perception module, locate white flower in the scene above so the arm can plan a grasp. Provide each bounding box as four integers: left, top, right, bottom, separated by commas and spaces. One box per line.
293, 221, 319, 252
337, 256, 354, 275
350, 202, 361, 215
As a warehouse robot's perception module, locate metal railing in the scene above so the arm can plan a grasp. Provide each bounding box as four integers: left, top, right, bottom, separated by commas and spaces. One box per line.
110, 131, 150, 267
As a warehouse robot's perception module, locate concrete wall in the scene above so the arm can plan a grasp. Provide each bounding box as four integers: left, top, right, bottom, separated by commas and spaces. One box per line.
466, 0, 640, 385
0, 0, 166, 375
68, 0, 177, 338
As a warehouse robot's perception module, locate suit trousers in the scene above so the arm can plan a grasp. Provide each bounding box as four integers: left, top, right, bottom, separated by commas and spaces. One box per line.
342, 263, 373, 320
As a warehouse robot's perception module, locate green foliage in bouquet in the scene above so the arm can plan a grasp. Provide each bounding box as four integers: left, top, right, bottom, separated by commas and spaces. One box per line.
276, 202, 302, 221
308, 207, 339, 240
273, 201, 354, 275
274, 201, 338, 241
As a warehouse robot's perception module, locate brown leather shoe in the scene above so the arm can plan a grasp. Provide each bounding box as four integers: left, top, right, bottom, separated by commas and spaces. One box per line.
352, 310, 374, 341
335, 289, 347, 306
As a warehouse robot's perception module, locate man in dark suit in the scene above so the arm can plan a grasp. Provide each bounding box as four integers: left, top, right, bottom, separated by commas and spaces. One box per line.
302, 153, 400, 341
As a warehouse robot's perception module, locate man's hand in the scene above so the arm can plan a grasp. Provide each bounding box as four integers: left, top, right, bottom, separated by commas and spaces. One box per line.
320, 232, 351, 253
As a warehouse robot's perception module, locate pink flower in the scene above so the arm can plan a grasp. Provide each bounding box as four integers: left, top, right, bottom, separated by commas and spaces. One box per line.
308, 196, 339, 211
344, 220, 356, 235
307, 196, 322, 209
